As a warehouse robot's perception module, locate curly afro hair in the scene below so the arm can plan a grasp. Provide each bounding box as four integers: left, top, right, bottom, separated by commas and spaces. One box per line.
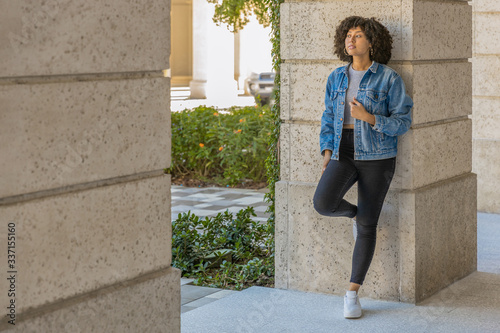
334, 16, 393, 64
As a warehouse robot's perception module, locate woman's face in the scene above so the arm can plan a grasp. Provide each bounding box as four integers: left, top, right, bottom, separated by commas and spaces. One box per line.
345, 26, 371, 58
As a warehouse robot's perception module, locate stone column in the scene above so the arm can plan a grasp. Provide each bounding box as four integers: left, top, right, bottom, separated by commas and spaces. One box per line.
205, 4, 237, 100
277, 0, 476, 303
472, 0, 500, 214
0, 1, 180, 331
190, 0, 209, 98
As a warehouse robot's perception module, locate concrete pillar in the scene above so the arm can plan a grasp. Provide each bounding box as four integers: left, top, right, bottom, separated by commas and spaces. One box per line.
0, 1, 180, 331
189, 0, 209, 98
472, 0, 500, 214
277, 0, 476, 303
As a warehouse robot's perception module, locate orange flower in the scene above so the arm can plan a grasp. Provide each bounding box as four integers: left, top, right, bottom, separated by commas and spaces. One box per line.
239, 118, 245, 123
199, 143, 204, 147
233, 129, 242, 134
219, 146, 223, 151
237, 129, 242, 133
258, 114, 263, 117
213, 112, 219, 116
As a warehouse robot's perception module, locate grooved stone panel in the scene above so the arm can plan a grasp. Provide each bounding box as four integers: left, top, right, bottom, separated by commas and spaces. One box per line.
473, 55, 500, 97
0, 268, 180, 333
280, 61, 338, 122
474, 13, 500, 55
0, 78, 171, 198
280, 120, 471, 190
411, 62, 472, 125
281, 1, 402, 61
281, 61, 471, 126
279, 122, 322, 182
0, 1, 171, 77
413, 1, 472, 60
275, 181, 401, 301
473, 98, 500, 140
414, 174, 477, 301
473, 139, 500, 214
0, 175, 172, 313
474, 0, 500, 12
398, 120, 472, 190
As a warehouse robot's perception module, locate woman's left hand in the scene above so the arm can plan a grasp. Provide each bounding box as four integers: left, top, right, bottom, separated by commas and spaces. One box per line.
350, 97, 376, 126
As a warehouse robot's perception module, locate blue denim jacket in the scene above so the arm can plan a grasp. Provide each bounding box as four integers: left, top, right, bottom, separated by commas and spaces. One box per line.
320, 61, 413, 160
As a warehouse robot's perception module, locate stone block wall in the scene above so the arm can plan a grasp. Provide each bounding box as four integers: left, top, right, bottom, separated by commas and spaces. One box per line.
0, 1, 179, 331
277, 0, 476, 303
472, 0, 500, 213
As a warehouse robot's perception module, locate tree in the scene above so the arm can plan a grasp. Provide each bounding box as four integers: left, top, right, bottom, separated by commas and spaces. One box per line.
207, 0, 271, 32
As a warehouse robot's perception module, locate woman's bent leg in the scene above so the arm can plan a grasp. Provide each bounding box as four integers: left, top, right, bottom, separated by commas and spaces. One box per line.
349, 157, 396, 285
313, 156, 358, 218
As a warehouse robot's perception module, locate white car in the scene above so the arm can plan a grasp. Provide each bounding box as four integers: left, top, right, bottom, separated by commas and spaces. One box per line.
245, 72, 275, 105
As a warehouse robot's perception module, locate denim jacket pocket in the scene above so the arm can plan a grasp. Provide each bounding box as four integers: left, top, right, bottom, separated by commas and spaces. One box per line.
376, 130, 397, 151
366, 90, 388, 115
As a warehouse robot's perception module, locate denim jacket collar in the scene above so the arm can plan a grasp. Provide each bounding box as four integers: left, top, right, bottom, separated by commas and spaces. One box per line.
340, 61, 379, 76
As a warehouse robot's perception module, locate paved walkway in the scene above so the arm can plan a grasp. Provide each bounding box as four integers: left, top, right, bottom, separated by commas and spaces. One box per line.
173, 186, 500, 332
173, 185, 270, 314
172, 185, 270, 223
171, 86, 256, 112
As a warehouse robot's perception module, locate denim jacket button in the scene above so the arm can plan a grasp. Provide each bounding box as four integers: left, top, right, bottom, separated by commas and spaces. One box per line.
341, 102, 344, 105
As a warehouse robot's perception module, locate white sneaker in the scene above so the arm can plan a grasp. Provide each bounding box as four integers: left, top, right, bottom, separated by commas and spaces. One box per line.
352, 219, 357, 241
344, 290, 362, 319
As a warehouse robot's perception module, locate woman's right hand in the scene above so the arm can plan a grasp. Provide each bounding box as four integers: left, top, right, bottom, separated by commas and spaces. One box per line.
322, 150, 332, 174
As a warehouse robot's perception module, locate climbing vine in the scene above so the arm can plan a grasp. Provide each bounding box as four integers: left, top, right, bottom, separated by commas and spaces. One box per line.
208, 0, 283, 249
207, 0, 271, 32
263, 0, 283, 246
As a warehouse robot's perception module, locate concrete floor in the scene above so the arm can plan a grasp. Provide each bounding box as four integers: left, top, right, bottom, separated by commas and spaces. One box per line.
176, 191, 500, 332
182, 271, 500, 333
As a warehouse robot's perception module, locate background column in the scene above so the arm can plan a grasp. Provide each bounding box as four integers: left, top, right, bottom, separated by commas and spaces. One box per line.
277, 0, 475, 303
190, 0, 209, 98
0, 1, 180, 331
472, 0, 500, 214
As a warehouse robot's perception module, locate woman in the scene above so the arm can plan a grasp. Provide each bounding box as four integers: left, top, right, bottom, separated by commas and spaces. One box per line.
313, 16, 413, 319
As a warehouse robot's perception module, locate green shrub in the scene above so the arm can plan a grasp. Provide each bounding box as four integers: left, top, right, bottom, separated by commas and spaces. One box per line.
169, 105, 272, 186
172, 207, 274, 290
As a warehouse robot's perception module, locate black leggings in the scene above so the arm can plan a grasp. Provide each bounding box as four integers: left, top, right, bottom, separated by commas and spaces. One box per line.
313, 129, 396, 285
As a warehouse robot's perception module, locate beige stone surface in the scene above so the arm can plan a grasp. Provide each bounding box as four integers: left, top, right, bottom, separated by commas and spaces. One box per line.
280, 62, 337, 122
0, 78, 171, 198
474, 0, 500, 12
280, 120, 471, 190
274, 181, 289, 289
397, 189, 416, 303
276, 181, 401, 301
279, 122, 291, 182
413, 1, 472, 60
280, 60, 472, 127
281, 1, 403, 61
472, 97, 500, 140
279, 122, 322, 183
414, 174, 477, 302
473, 55, 500, 97
280, 62, 410, 123
473, 139, 500, 214
1, 268, 180, 333
474, 13, 500, 55
0, 175, 172, 313
0, 1, 171, 77
411, 62, 472, 125
402, 120, 472, 189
